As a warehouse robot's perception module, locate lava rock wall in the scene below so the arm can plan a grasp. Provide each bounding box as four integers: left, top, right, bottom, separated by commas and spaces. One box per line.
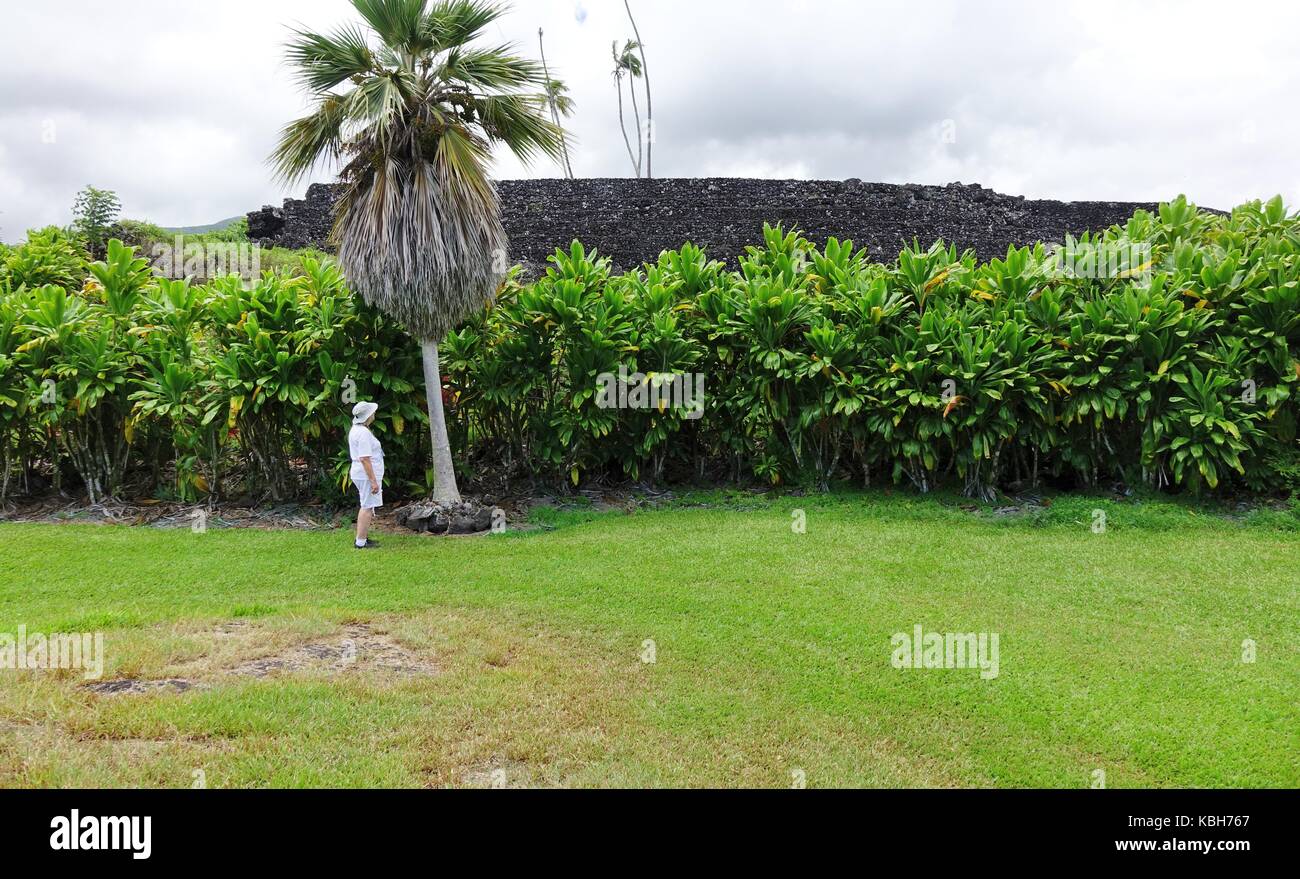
247, 178, 1158, 272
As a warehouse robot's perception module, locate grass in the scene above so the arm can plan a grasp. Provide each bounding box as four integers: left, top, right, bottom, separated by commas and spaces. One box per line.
0, 492, 1296, 788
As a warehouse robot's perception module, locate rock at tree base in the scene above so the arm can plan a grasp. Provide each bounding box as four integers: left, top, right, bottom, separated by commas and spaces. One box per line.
396, 502, 495, 535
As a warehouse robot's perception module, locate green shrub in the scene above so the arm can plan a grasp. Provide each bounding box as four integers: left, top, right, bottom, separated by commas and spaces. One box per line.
0, 227, 89, 290
444, 195, 1299, 496
110, 219, 171, 252
0, 240, 426, 504
0, 194, 1296, 505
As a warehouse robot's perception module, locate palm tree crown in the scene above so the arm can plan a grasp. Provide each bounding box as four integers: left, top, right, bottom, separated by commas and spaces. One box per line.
544, 77, 576, 118
612, 40, 643, 80
272, 0, 563, 341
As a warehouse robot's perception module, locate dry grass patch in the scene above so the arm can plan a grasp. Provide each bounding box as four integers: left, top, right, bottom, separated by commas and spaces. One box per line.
75, 618, 439, 694
0, 610, 663, 787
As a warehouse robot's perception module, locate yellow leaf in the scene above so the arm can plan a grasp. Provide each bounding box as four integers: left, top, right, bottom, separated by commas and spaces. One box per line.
972, 290, 996, 302
1158, 360, 1170, 376
943, 396, 966, 419
570, 467, 580, 486
924, 270, 950, 292
1118, 259, 1154, 279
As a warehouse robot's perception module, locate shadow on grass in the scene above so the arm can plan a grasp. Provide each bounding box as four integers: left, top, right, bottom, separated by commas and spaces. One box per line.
514, 485, 1300, 537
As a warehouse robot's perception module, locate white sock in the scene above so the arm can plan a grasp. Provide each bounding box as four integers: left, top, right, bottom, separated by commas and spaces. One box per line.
356, 538, 367, 547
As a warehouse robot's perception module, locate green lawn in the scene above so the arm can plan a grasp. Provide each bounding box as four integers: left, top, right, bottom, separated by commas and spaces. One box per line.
0, 493, 1296, 788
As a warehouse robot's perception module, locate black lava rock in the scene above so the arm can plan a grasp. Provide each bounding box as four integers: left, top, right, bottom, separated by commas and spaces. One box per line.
396, 502, 495, 536
247, 178, 1163, 271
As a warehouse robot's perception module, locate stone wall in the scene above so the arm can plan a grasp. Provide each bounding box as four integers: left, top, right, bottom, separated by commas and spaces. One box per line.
247, 178, 1158, 272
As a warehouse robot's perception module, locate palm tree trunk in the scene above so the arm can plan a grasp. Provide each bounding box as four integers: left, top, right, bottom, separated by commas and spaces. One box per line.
421, 339, 461, 505
625, 0, 652, 178
628, 77, 643, 175
538, 29, 574, 179
616, 79, 639, 177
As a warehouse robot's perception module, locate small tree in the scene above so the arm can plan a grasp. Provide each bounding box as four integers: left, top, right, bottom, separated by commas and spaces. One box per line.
71, 186, 122, 257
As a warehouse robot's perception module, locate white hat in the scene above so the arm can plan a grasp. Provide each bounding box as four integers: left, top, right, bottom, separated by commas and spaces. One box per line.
352, 401, 379, 425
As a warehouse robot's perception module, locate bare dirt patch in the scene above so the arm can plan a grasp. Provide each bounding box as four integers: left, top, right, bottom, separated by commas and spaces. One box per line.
0, 496, 345, 530
460, 761, 532, 789
0, 484, 678, 534
79, 621, 437, 697
228, 624, 436, 679
84, 679, 200, 697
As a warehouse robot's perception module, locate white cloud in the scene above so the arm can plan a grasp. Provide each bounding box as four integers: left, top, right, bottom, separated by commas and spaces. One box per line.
2, 0, 1297, 242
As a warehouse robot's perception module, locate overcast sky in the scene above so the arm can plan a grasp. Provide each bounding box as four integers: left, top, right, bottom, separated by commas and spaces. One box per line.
2, 0, 1297, 242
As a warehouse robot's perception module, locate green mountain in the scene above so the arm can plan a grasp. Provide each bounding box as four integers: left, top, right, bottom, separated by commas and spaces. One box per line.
163, 216, 244, 235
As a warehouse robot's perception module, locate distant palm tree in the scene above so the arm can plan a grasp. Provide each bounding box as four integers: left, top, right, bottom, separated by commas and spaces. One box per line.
272, 0, 564, 505
538, 28, 575, 179
623, 0, 653, 178
544, 78, 576, 128
612, 39, 644, 177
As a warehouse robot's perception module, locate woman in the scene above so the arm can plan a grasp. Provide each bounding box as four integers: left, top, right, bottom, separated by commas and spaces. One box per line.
348, 401, 384, 549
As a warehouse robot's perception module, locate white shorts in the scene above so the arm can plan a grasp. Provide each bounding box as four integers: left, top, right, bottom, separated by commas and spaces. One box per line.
354, 477, 384, 510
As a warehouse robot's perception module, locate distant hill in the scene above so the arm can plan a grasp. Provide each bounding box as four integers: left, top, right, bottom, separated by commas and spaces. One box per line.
164, 216, 244, 235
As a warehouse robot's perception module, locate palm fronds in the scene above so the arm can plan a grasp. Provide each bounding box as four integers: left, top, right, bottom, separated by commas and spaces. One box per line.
273, 0, 563, 340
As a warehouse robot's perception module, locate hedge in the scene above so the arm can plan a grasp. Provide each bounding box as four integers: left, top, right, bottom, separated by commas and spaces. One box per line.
1, 194, 1297, 505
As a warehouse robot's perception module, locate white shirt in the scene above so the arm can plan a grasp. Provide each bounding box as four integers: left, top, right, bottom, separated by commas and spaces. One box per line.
348, 424, 385, 483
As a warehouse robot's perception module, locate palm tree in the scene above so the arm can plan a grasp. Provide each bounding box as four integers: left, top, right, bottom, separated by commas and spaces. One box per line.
612, 40, 644, 177
272, 0, 564, 506
623, 1, 653, 178
538, 28, 575, 179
